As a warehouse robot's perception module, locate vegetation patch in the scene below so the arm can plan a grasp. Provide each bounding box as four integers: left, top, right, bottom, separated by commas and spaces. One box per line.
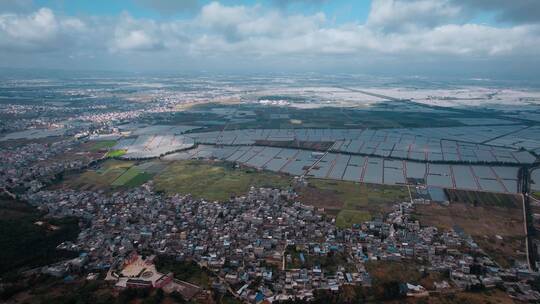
444, 188, 521, 208
297, 179, 408, 227
154, 160, 292, 201
111, 166, 152, 187
62, 160, 154, 190
155, 256, 212, 288
105, 149, 126, 158
336, 209, 371, 228
88, 140, 116, 152
0, 198, 79, 276
414, 201, 525, 268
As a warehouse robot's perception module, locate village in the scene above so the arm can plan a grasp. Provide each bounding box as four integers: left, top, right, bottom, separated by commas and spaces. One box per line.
16, 180, 538, 302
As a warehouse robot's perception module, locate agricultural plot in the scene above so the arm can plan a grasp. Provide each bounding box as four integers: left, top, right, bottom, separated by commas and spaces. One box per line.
486, 126, 540, 151
111, 166, 153, 187
127, 122, 532, 194
297, 179, 409, 228
0, 128, 66, 141
63, 160, 159, 191
105, 149, 126, 158
415, 189, 524, 267
129, 125, 200, 136
163, 143, 521, 193
185, 126, 537, 164
89, 140, 117, 151
153, 160, 292, 201
116, 134, 195, 159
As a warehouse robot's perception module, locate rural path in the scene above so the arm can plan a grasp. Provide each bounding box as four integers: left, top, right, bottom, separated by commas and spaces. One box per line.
519, 165, 539, 271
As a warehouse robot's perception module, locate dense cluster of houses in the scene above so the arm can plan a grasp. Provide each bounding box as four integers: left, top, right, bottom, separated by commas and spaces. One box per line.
0, 139, 92, 193
22, 182, 540, 302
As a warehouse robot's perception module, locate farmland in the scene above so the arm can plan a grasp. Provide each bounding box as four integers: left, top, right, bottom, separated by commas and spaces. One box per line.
105, 149, 126, 158
154, 143, 523, 193
296, 179, 409, 228
110, 166, 153, 187
89, 140, 117, 152
60, 159, 157, 191
413, 191, 525, 268
153, 160, 292, 201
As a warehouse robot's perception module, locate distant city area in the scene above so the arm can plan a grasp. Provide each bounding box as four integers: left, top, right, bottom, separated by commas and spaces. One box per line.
1, 73, 540, 303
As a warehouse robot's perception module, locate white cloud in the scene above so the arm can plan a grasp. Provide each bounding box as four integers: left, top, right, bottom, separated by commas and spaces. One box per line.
109, 15, 164, 52
0, 2, 539, 75
367, 0, 464, 32
0, 8, 59, 50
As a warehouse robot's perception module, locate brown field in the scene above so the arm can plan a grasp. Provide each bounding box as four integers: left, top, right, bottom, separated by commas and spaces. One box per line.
414, 195, 526, 268
297, 179, 408, 214
254, 139, 334, 151
366, 260, 442, 290
444, 189, 521, 208
296, 179, 409, 228
401, 289, 516, 304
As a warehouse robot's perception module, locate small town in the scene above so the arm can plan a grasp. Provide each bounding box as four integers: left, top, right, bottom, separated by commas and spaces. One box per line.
11, 180, 537, 302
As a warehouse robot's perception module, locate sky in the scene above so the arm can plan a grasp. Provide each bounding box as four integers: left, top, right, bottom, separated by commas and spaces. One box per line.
0, 0, 539, 79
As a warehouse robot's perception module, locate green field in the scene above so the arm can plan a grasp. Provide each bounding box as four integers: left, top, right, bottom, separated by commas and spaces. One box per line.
105, 149, 126, 158
111, 166, 153, 187
64, 160, 156, 190
297, 179, 409, 228
154, 160, 292, 201
335, 209, 371, 228
155, 256, 212, 288
89, 140, 116, 152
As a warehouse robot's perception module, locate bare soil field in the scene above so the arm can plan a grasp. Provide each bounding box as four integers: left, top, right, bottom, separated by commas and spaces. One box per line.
414, 200, 525, 268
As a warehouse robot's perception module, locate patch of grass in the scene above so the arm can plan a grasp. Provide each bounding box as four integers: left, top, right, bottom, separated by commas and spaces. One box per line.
105, 149, 126, 158
96, 159, 133, 174
414, 202, 525, 268
63, 160, 133, 190
336, 209, 371, 228
155, 256, 212, 288
154, 160, 292, 201
63, 159, 157, 191
111, 166, 143, 186
123, 171, 153, 188
297, 179, 408, 224
89, 140, 116, 152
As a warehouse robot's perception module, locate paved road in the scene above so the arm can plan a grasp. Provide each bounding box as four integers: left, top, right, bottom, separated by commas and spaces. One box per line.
519, 166, 539, 271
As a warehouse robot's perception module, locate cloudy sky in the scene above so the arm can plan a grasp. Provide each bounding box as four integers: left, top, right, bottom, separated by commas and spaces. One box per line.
1, 0, 539, 78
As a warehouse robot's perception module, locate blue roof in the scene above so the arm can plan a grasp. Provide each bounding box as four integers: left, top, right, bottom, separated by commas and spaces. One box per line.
255, 292, 265, 302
